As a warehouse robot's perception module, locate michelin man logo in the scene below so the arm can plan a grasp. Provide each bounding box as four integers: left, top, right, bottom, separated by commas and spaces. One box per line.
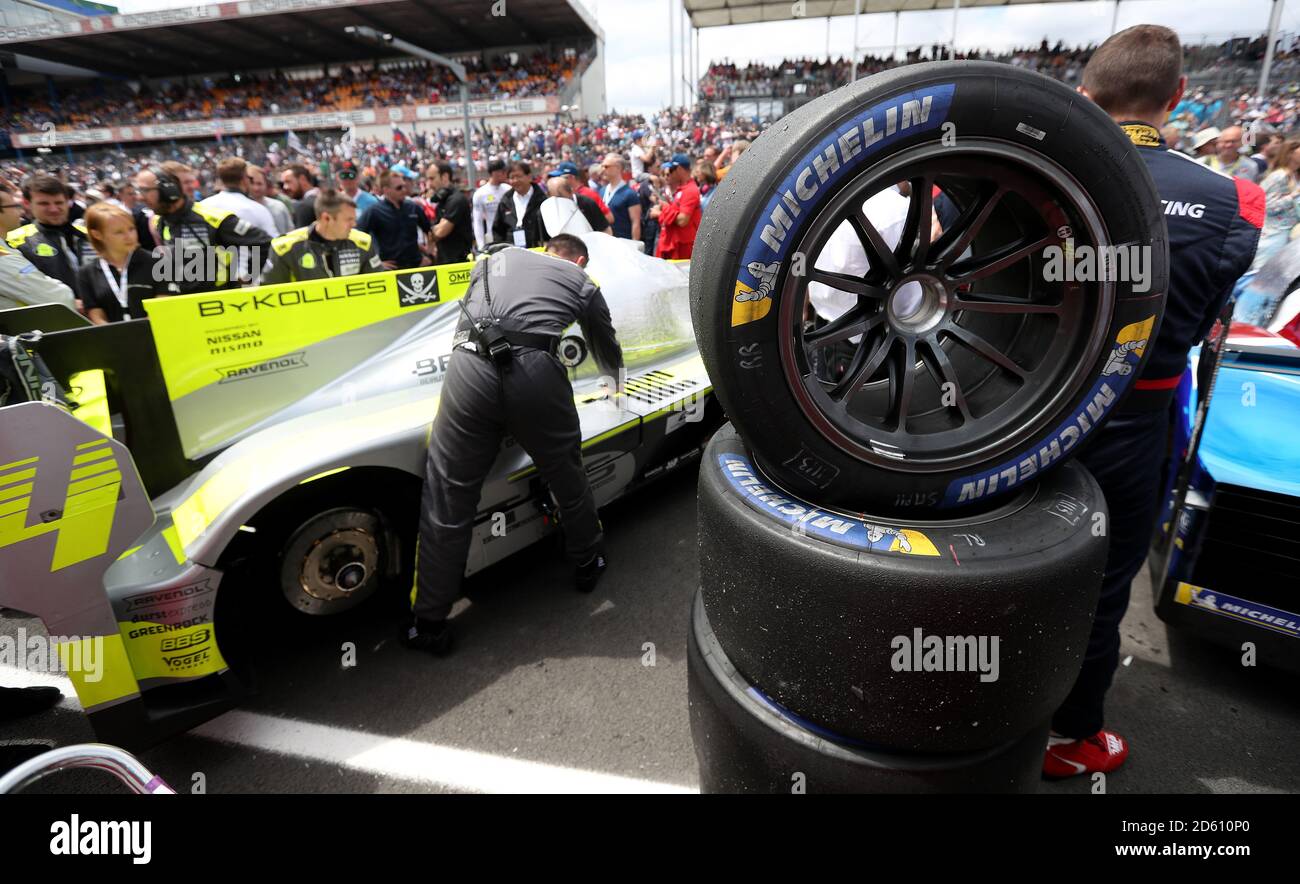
866, 524, 911, 553
731, 261, 779, 326
1192, 591, 1219, 610
1103, 339, 1144, 376
1102, 316, 1155, 377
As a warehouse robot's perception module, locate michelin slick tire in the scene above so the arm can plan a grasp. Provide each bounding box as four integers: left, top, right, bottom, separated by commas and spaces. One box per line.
699, 423, 1106, 753
688, 592, 1048, 793
690, 61, 1167, 515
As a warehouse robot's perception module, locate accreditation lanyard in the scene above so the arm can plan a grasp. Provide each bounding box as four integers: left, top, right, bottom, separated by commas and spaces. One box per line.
100, 258, 131, 318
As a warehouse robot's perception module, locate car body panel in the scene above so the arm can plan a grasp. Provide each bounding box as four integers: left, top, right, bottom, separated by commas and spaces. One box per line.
0, 235, 717, 748
1151, 323, 1300, 672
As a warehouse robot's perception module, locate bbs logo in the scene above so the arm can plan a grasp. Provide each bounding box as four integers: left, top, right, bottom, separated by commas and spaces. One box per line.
161, 629, 211, 652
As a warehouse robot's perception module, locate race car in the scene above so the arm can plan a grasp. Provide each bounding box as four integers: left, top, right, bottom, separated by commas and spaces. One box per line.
0, 233, 719, 749
1149, 316, 1300, 674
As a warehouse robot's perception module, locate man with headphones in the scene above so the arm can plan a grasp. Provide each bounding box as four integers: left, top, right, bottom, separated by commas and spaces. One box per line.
134, 165, 272, 295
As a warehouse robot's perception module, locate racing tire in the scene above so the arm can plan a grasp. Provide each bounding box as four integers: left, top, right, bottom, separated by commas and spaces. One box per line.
699, 423, 1106, 753
691, 61, 1167, 514
688, 592, 1048, 793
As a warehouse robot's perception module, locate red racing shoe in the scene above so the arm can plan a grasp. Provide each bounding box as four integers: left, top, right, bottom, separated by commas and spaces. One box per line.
1043, 730, 1129, 779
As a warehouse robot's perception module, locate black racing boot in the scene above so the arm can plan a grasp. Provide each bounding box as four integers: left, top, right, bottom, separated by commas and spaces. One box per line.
575, 552, 608, 594
402, 618, 454, 656
0, 686, 62, 724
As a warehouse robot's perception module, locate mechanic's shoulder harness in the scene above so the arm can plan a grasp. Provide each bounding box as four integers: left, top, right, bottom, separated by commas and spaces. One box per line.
454, 248, 559, 371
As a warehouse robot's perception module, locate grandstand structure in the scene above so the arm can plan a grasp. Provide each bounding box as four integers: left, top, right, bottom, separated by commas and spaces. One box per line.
0, 0, 606, 155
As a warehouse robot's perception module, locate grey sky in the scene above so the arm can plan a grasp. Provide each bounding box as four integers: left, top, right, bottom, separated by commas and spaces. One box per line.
115, 0, 1300, 114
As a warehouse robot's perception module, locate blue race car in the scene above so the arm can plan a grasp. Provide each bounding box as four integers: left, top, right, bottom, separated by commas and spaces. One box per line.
1150, 316, 1300, 674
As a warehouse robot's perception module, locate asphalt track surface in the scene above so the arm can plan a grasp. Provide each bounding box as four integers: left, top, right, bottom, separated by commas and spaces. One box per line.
2, 463, 1298, 794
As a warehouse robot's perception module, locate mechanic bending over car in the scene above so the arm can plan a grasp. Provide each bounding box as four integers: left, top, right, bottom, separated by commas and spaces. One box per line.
260, 189, 383, 284
133, 165, 272, 295
1041, 25, 1263, 779
404, 234, 624, 655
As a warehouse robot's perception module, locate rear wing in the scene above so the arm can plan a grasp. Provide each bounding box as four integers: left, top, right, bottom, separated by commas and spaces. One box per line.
0, 402, 155, 723
0, 402, 239, 747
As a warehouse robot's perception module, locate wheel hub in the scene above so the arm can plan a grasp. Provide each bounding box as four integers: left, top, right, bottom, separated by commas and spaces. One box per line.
887, 275, 947, 334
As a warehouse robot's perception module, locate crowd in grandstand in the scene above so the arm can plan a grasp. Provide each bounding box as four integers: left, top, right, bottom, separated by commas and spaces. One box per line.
6, 31, 1300, 330
700, 35, 1300, 101
6, 50, 581, 131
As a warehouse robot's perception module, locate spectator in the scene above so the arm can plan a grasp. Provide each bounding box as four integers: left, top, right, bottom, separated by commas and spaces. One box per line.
695, 159, 719, 210
652, 153, 702, 259
6, 173, 95, 300
1200, 125, 1259, 181
358, 168, 431, 269
247, 164, 292, 235
491, 160, 547, 248
76, 202, 166, 324
338, 160, 379, 223
262, 189, 381, 284
545, 173, 609, 235
601, 153, 642, 242
1235, 137, 1300, 325
134, 165, 271, 294
1190, 127, 1220, 159
1249, 129, 1283, 176
471, 157, 510, 253
280, 163, 320, 226
200, 157, 276, 237
558, 160, 613, 224
717, 139, 749, 180
0, 179, 75, 312
1160, 124, 1183, 153
163, 161, 201, 200
425, 161, 473, 265
629, 130, 648, 177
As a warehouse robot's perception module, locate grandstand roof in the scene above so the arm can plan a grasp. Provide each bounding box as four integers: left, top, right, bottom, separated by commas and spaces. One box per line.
0, 0, 600, 77
685, 0, 1130, 28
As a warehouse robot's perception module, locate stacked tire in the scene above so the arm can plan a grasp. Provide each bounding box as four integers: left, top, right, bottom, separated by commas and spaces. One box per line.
687, 61, 1168, 792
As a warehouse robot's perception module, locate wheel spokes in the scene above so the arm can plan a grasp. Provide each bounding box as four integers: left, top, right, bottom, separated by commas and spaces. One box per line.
934, 185, 1003, 268
949, 232, 1057, 282
947, 325, 1028, 380
806, 310, 886, 348
809, 268, 890, 300
920, 338, 973, 423
887, 338, 918, 428
846, 206, 900, 279
897, 176, 935, 269
830, 330, 894, 403
951, 293, 1063, 315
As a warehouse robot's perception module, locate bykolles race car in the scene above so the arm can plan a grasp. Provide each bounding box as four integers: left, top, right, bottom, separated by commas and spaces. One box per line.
0, 234, 718, 749
1149, 317, 1300, 674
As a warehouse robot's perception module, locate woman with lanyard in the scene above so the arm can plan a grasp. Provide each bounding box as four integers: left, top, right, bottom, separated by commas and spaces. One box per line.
76, 203, 168, 324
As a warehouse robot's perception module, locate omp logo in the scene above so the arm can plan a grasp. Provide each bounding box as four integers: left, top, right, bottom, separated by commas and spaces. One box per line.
397, 271, 440, 307
447, 267, 473, 286
160, 629, 210, 652
216, 352, 307, 384
0, 439, 121, 572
